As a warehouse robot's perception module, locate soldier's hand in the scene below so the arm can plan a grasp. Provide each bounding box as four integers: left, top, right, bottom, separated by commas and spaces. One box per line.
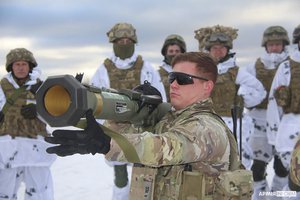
20, 104, 37, 119
45, 109, 111, 157
0, 111, 4, 123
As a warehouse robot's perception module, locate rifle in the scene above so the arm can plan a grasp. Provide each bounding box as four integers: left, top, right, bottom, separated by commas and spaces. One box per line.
231, 103, 243, 161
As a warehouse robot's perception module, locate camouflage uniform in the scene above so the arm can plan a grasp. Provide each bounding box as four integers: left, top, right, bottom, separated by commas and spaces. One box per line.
0, 48, 56, 200
289, 137, 300, 191
194, 25, 266, 170
158, 34, 186, 102
245, 26, 290, 199
105, 98, 236, 199
90, 22, 166, 200
0, 78, 47, 138
268, 25, 300, 198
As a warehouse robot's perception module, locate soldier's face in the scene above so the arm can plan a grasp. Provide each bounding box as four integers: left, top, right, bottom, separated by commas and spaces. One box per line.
166, 45, 181, 56
12, 61, 30, 79
266, 40, 284, 53
209, 44, 228, 61
170, 62, 211, 110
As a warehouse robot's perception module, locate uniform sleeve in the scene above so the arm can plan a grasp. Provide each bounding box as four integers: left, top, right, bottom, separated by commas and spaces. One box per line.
244, 62, 257, 77
140, 61, 167, 102
266, 62, 290, 140
105, 115, 229, 167
90, 64, 110, 89
236, 67, 267, 108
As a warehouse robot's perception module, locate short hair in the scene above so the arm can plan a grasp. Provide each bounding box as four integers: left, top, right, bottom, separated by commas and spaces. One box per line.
171, 52, 218, 83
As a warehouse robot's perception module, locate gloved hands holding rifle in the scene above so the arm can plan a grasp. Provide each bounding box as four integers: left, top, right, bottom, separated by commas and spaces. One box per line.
45, 109, 111, 156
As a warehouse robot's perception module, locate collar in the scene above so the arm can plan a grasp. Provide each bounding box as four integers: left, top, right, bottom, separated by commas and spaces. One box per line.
171, 98, 215, 117
260, 50, 289, 69
160, 62, 173, 73
4, 68, 41, 89
110, 52, 138, 69
217, 56, 237, 74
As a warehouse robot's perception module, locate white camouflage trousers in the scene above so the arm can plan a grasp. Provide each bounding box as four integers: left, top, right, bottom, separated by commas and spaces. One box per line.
0, 166, 54, 200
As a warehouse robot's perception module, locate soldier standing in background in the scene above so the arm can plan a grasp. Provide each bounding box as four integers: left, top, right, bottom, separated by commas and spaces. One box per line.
194, 25, 266, 170
0, 48, 56, 199
266, 24, 300, 200
245, 26, 290, 200
90, 22, 166, 200
158, 34, 186, 102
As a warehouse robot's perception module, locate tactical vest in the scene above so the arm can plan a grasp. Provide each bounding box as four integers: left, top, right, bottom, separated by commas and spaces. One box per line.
283, 59, 300, 114
158, 67, 170, 102
104, 55, 143, 90
0, 78, 47, 138
129, 106, 251, 200
210, 67, 241, 116
255, 58, 279, 109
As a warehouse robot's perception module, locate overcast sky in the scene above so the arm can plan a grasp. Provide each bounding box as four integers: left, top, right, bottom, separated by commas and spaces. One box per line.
0, 0, 299, 81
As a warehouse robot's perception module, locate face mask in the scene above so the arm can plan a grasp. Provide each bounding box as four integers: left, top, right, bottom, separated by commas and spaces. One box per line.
113, 43, 135, 60
164, 55, 175, 65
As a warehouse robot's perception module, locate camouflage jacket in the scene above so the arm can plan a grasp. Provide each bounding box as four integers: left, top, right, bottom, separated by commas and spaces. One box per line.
289, 136, 300, 191
106, 97, 230, 166
105, 98, 231, 199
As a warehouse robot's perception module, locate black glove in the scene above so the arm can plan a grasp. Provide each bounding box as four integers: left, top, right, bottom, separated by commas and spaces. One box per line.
30, 81, 43, 95
45, 109, 111, 156
20, 104, 37, 119
0, 111, 4, 123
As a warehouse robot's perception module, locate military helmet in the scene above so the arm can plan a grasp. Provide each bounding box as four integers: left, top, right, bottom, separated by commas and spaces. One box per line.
261, 26, 290, 47
205, 32, 233, 50
107, 22, 138, 43
293, 24, 300, 44
161, 34, 186, 56
5, 48, 37, 72
194, 25, 238, 51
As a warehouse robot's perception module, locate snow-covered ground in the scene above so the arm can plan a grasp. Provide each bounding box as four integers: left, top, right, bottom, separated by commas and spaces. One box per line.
18, 154, 132, 200
18, 153, 274, 200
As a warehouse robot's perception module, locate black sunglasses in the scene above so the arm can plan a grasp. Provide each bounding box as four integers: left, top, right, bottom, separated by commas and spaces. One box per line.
168, 72, 208, 85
